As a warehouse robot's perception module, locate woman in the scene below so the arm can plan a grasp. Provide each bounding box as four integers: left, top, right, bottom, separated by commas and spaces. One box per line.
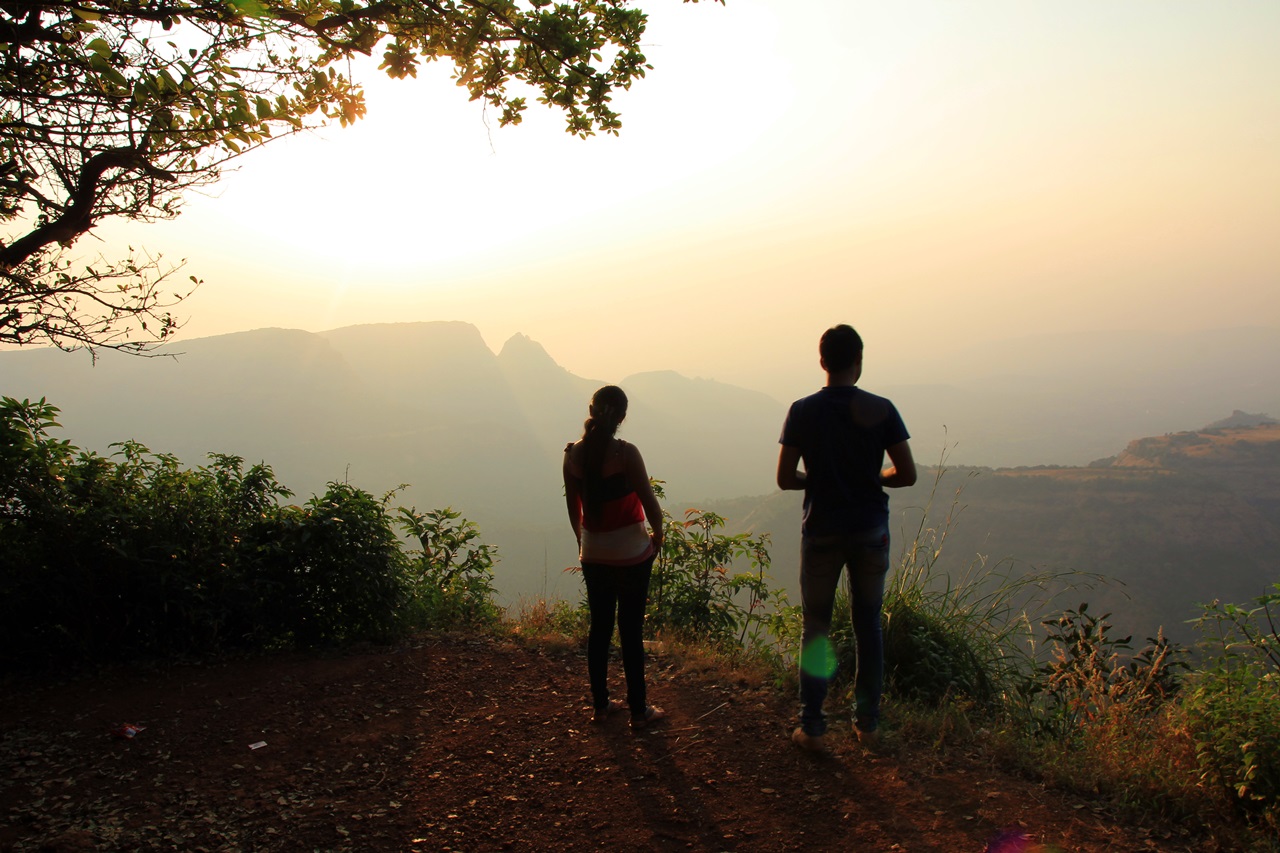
563, 385, 667, 729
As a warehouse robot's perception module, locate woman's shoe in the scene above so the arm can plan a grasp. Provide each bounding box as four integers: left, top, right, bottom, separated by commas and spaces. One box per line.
630, 705, 667, 730
854, 726, 881, 750
591, 698, 626, 724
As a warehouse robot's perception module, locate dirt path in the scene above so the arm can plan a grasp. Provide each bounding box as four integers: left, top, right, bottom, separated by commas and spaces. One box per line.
1, 634, 1197, 852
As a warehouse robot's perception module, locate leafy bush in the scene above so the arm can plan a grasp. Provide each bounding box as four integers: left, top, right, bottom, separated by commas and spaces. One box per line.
398, 506, 501, 629
0, 397, 304, 661
551, 482, 791, 657
1183, 588, 1280, 831
256, 483, 409, 646
648, 494, 789, 653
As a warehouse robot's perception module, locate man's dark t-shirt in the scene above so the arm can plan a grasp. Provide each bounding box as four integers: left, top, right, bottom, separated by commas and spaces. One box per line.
779, 386, 910, 537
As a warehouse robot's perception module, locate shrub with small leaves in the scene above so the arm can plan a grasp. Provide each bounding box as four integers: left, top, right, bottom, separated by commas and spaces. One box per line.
1182, 588, 1280, 831
398, 506, 500, 630
647, 486, 784, 653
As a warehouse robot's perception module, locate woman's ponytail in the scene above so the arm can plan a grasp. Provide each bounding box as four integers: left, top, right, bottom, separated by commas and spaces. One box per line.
581, 386, 628, 522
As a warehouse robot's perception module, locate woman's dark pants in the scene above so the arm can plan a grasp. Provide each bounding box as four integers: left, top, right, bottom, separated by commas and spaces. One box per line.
582, 555, 655, 718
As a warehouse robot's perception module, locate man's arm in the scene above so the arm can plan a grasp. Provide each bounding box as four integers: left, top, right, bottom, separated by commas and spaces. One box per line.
880, 440, 917, 488
777, 445, 806, 491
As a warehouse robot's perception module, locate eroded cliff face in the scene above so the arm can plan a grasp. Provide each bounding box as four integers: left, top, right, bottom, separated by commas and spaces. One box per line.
1110, 423, 1280, 516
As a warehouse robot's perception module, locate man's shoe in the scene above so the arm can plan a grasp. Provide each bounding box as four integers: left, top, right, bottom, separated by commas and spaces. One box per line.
791, 726, 826, 752
855, 726, 881, 749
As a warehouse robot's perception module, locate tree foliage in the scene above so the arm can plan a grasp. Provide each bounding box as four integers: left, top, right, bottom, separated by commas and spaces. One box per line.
0, 0, 716, 353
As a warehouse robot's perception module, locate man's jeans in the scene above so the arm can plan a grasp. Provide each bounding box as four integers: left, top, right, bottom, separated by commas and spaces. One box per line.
798, 525, 890, 737
582, 556, 655, 717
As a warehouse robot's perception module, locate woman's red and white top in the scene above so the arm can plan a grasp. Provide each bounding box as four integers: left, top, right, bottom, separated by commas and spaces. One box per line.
567, 446, 654, 566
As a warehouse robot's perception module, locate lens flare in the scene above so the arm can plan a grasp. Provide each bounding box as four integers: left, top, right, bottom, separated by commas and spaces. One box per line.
800, 636, 837, 679
983, 828, 1063, 853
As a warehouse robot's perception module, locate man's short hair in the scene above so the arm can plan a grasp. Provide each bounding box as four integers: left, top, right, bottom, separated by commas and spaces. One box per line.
819, 324, 863, 373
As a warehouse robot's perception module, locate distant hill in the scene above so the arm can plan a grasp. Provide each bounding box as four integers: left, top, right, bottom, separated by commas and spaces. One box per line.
0, 322, 785, 602
1204, 410, 1278, 430
0, 322, 782, 505
712, 420, 1280, 646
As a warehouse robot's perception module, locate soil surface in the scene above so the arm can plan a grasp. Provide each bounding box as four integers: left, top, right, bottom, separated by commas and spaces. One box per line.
2, 634, 1203, 852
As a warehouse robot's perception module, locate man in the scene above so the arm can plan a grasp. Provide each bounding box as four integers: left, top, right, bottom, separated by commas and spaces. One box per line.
777, 324, 917, 751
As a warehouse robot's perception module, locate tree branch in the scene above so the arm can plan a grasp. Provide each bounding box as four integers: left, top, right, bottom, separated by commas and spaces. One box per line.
0, 146, 175, 268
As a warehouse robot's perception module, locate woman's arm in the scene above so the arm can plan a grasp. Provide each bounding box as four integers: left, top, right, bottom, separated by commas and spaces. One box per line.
562, 444, 583, 543
624, 443, 664, 549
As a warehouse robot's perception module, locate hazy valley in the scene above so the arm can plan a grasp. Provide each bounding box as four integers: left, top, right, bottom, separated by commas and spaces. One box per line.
2, 321, 1278, 645
719, 418, 1280, 646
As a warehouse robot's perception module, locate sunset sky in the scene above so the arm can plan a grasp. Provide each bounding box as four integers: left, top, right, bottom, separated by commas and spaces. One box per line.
95, 0, 1280, 402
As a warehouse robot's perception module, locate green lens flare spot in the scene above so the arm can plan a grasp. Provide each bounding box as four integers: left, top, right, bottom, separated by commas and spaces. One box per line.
800, 636, 837, 679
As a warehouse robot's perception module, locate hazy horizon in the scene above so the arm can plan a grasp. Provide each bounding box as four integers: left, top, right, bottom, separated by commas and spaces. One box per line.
52, 318, 1280, 412
7, 320, 1278, 477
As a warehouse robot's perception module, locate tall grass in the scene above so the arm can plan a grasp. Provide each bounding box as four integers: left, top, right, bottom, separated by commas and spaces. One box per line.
879, 464, 1105, 709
